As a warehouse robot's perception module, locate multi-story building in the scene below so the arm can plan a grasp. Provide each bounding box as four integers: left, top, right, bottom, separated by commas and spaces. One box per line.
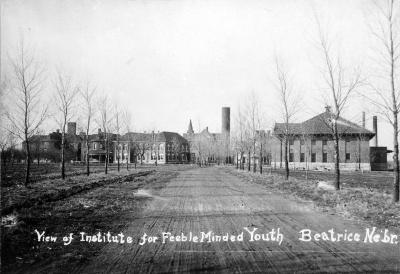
80, 128, 116, 163
271, 107, 376, 171
23, 122, 82, 163
183, 107, 231, 164
113, 131, 190, 164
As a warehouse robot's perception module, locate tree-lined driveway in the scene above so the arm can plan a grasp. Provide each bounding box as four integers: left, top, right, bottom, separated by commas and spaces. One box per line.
78, 167, 400, 273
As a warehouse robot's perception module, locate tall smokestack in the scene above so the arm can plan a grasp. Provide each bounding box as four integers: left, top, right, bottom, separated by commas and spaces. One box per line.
221, 107, 231, 164
362, 112, 366, 128
67, 122, 77, 135
373, 116, 378, 147
221, 107, 230, 135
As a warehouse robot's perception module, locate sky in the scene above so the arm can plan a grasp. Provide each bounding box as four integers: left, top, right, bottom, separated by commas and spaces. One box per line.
0, 0, 395, 148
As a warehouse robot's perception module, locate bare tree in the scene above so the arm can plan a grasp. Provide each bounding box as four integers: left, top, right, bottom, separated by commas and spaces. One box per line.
234, 105, 247, 170
113, 103, 122, 172
245, 92, 260, 173
54, 71, 79, 179
314, 15, 363, 190
151, 130, 159, 166
122, 109, 134, 170
5, 41, 48, 186
136, 142, 149, 165
300, 124, 312, 181
365, 0, 400, 202
81, 81, 96, 176
170, 136, 182, 163
273, 55, 301, 180
98, 94, 113, 174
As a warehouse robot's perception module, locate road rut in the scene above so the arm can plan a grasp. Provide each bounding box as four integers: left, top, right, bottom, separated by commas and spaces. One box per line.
77, 167, 400, 273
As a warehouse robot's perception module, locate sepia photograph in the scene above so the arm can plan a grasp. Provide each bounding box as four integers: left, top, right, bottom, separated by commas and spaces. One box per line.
1, 0, 400, 273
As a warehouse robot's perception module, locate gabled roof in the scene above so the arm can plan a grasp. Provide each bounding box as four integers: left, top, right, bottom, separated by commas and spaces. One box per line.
187, 120, 194, 134
120, 131, 188, 144
86, 132, 117, 142
274, 111, 375, 138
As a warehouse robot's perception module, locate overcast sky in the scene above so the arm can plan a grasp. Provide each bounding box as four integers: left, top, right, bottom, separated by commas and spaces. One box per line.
1, 0, 394, 148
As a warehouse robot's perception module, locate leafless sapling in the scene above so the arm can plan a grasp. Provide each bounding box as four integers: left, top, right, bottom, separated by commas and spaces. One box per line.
54, 70, 79, 179
81, 81, 96, 176
314, 15, 363, 190
6, 41, 48, 186
365, 0, 400, 201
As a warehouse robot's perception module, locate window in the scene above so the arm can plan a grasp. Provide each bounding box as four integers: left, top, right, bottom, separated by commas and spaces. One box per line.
322, 140, 327, 146
323, 153, 327, 163
300, 139, 305, 145
346, 153, 351, 161
311, 139, 316, 145
300, 153, 305, 162
289, 153, 294, 162
311, 153, 316, 162
93, 143, 97, 150
289, 139, 294, 145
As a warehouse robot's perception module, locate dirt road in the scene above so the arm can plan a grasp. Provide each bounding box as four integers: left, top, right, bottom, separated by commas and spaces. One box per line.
76, 167, 400, 273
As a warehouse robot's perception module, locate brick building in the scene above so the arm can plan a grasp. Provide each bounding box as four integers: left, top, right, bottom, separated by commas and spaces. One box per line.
23, 122, 82, 163
113, 131, 190, 164
183, 107, 231, 164
80, 128, 116, 163
271, 108, 375, 171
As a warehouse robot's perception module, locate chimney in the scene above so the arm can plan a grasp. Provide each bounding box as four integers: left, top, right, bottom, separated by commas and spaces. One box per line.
325, 105, 331, 113
373, 116, 378, 147
67, 122, 77, 135
362, 112, 366, 128
221, 107, 230, 135
98, 128, 102, 135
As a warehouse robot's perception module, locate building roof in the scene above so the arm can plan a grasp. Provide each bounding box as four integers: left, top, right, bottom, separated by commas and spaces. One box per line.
120, 131, 188, 144
274, 110, 375, 138
187, 120, 194, 134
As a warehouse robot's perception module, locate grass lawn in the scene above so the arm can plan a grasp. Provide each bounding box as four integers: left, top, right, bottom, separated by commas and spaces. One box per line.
225, 167, 400, 231
1, 165, 194, 273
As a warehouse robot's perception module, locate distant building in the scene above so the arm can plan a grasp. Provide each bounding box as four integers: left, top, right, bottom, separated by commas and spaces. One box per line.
271, 107, 376, 171
23, 122, 82, 163
183, 107, 231, 164
233, 129, 272, 168
113, 131, 190, 164
80, 128, 116, 163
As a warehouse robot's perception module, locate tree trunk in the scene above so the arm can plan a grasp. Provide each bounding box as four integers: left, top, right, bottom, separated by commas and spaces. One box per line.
105, 138, 108, 174
334, 124, 340, 190
117, 146, 120, 172
259, 149, 263, 174
25, 140, 31, 186
247, 150, 251, 172
236, 152, 239, 169
280, 140, 283, 169
0, 149, 4, 182
393, 111, 399, 202
86, 138, 90, 176
284, 138, 289, 180
390, 23, 399, 201
61, 131, 66, 180
126, 153, 129, 171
